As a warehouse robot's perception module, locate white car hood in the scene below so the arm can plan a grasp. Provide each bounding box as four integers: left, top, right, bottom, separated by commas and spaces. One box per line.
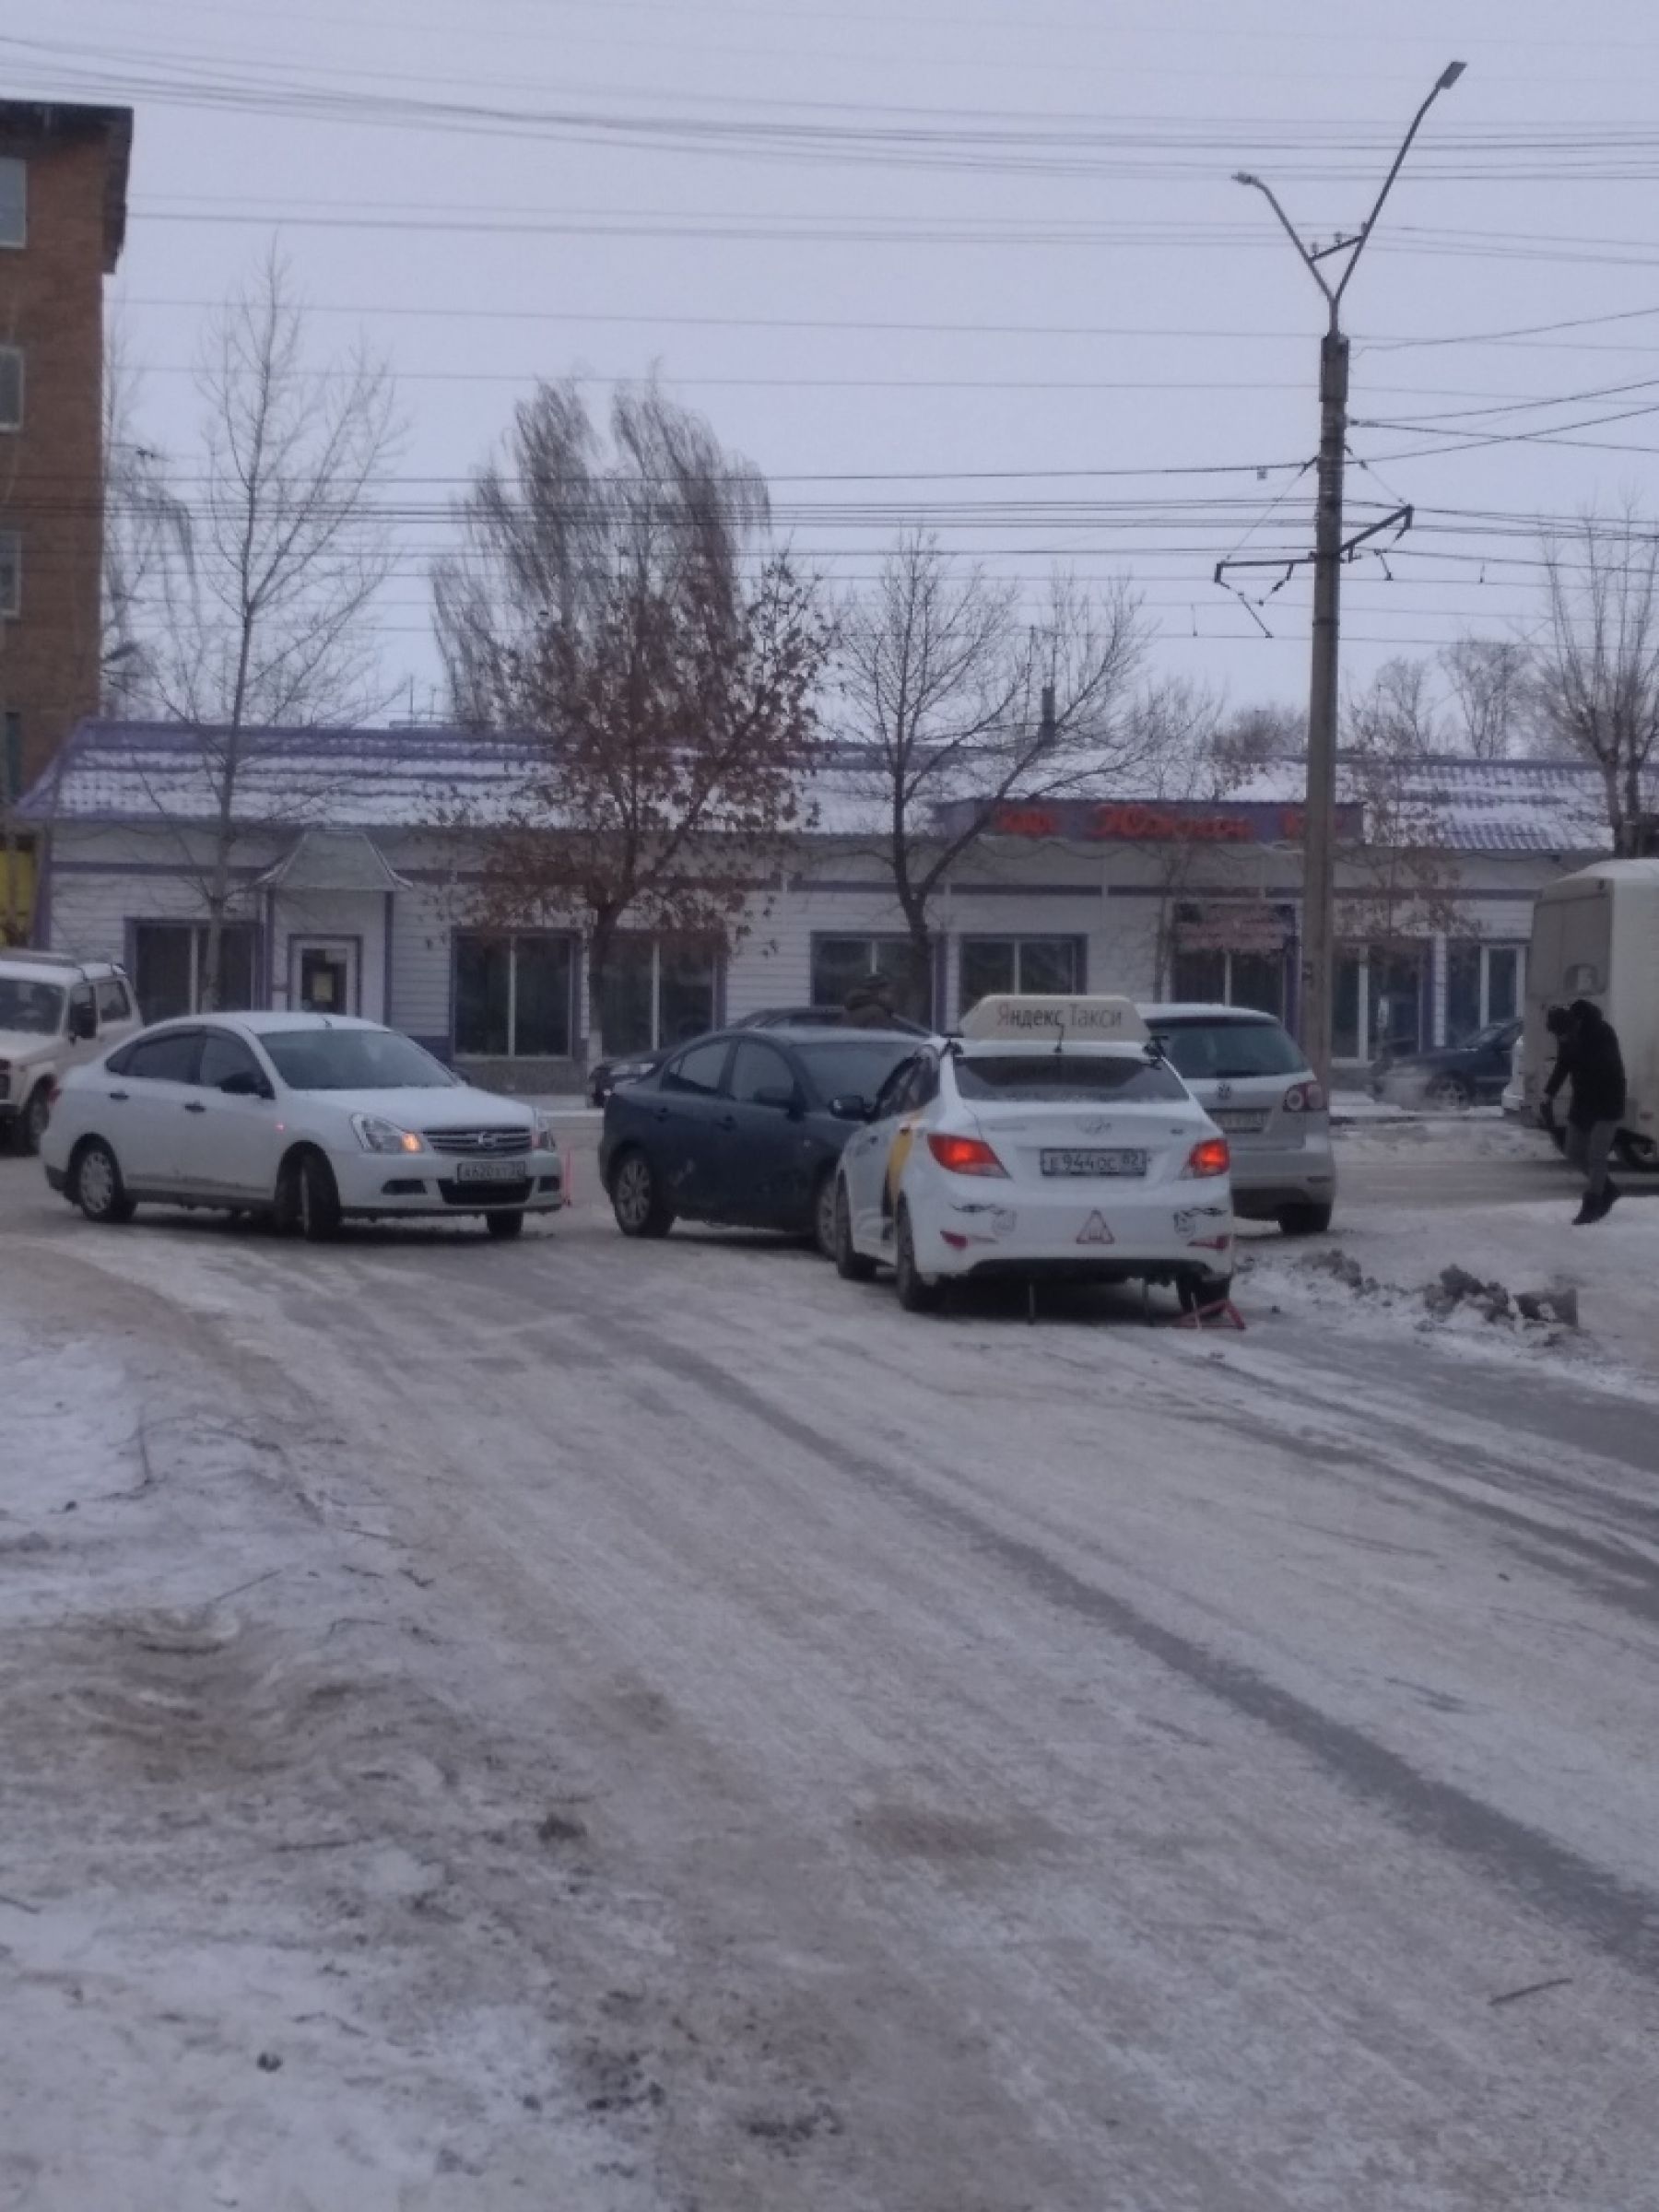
0, 1027, 58, 1065
304, 1086, 537, 1130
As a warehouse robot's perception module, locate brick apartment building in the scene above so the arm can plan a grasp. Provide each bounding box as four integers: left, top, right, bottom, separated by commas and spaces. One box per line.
1, 99, 133, 935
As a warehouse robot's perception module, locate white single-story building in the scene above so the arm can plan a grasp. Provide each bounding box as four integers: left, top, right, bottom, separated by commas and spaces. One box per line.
19, 721, 1621, 1085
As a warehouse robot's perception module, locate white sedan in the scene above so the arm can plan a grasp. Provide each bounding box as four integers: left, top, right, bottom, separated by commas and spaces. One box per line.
830, 995, 1234, 1313
41, 1013, 563, 1240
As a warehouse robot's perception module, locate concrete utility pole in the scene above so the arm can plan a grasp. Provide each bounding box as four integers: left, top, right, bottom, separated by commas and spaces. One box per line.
1232, 61, 1465, 1089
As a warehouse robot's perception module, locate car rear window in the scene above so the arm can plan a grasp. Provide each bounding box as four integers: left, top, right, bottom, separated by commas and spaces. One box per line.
954, 1053, 1187, 1104
1152, 1020, 1306, 1080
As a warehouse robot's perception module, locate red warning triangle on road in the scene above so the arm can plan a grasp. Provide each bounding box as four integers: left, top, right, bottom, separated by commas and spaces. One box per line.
1076, 1211, 1114, 1246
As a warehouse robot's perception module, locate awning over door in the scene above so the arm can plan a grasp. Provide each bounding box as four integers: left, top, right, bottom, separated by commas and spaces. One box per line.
255, 830, 408, 895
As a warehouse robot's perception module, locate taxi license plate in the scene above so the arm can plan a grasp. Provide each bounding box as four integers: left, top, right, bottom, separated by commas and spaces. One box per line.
1212, 1110, 1268, 1134
1040, 1148, 1147, 1178
455, 1156, 531, 1182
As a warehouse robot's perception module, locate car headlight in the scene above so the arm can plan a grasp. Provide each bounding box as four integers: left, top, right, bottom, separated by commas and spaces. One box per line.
351, 1113, 426, 1155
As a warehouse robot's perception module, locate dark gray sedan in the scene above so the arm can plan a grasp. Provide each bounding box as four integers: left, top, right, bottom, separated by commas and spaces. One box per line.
599, 1027, 922, 1255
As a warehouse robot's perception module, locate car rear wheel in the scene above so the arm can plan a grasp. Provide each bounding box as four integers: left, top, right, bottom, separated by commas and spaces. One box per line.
1177, 1271, 1234, 1317
833, 1179, 877, 1281
611, 1148, 674, 1239
1425, 1075, 1472, 1111
485, 1209, 526, 1239
1277, 1201, 1334, 1238
893, 1204, 941, 1313
71, 1138, 135, 1225
1614, 1132, 1659, 1173
277, 1149, 343, 1242
18, 1084, 53, 1156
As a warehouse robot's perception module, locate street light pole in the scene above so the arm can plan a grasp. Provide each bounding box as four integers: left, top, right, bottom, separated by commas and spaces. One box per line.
1234, 60, 1465, 1091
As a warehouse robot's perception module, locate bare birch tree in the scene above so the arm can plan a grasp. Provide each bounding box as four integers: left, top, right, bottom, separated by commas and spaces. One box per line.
434, 382, 829, 1065
139, 250, 398, 1006
101, 335, 194, 716
1439, 636, 1530, 762
836, 534, 1153, 1003
1532, 503, 1659, 854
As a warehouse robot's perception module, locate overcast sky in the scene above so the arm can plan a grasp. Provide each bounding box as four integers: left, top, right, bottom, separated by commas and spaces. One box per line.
11, 0, 1659, 724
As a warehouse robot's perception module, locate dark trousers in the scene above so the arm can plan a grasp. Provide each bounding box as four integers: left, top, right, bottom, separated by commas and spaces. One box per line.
1566, 1119, 1618, 1202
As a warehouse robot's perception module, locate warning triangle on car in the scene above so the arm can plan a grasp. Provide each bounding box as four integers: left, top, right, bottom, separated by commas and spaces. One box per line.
1077, 1212, 1114, 1246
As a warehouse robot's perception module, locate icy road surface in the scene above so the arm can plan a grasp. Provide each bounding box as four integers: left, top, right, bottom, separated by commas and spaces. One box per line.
3, 1140, 1658, 2212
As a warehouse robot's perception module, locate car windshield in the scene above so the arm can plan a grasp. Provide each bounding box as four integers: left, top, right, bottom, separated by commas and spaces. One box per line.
0, 978, 66, 1035
796, 1039, 919, 1100
954, 1053, 1187, 1104
1152, 1019, 1305, 1081
1457, 1022, 1510, 1051
260, 1027, 457, 1091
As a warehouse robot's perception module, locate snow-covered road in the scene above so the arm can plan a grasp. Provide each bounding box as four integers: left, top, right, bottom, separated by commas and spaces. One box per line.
4, 1142, 1658, 2211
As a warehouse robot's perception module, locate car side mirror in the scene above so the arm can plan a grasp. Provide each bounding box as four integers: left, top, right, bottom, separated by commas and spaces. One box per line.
220, 1069, 274, 1100
68, 1002, 97, 1041
752, 1082, 801, 1114
828, 1093, 871, 1123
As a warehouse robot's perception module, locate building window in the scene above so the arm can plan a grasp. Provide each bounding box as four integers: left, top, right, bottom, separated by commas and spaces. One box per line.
594, 935, 719, 1058
1169, 947, 1286, 1020
454, 932, 574, 1058
0, 158, 24, 250
0, 530, 19, 618
132, 922, 258, 1022
0, 347, 20, 432
1446, 938, 1524, 1040
810, 934, 933, 1024
959, 935, 1083, 1013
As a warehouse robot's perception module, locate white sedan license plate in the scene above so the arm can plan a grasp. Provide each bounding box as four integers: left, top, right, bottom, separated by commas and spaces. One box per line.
1040, 1148, 1147, 1178
455, 1156, 532, 1182
1212, 1110, 1268, 1134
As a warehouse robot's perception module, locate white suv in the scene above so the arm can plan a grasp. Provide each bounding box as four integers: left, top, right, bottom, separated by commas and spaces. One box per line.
0, 952, 143, 1154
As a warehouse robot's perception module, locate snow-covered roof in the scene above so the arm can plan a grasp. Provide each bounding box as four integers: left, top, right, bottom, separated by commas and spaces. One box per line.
19, 720, 1639, 857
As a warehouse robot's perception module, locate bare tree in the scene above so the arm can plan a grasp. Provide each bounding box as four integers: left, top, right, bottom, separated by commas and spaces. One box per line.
1338, 664, 1465, 958
1533, 503, 1659, 854
1344, 655, 1441, 760
1215, 700, 1305, 765
101, 335, 194, 717
434, 381, 829, 1065
1438, 635, 1530, 762
138, 250, 399, 1006
836, 534, 1153, 1002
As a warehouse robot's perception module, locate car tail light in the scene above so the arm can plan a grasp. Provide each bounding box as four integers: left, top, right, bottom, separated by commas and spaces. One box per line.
1182, 1135, 1230, 1179
1283, 1080, 1324, 1114
926, 1132, 1007, 1178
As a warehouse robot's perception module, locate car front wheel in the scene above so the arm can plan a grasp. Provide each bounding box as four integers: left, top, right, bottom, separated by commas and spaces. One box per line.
1425, 1075, 1471, 1111
18, 1084, 53, 1156
610, 1148, 674, 1239
812, 1170, 841, 1260
72, 1138, 135, 1225
277, 1150, 343, 1242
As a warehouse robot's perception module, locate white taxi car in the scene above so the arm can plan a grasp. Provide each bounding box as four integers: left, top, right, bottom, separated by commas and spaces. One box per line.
41, 1013, 563, 1240
830, 995, 1234, 1312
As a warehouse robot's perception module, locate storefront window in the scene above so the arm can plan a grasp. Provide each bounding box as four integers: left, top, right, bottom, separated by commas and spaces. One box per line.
1446, 941, 1483, 1041
1170, 948, 1226, 1004
1333, 955, 1362, 1063
132, 922, 256, 1020
1369, 947, 1426, 1059
810, 935, 932, 1024
1170, 947, 1283, 1018
959, 935, 1081, 1011
454, 932, 574, 1058
1488, 946, 1521, 1023
596, 936, 718, 1056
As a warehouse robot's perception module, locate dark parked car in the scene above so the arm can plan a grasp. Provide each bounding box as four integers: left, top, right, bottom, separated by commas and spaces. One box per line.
599, 1026, 920, 1254
586, 1006, 930, 1104
1370, 1017, 1522, 1109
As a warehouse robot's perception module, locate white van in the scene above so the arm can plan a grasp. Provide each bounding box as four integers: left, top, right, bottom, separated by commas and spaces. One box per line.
0, 952, 143, 1154
1523, 860, 1659, 1169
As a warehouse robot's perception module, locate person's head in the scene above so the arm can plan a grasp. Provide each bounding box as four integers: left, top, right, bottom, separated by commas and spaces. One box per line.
1546, 1005, 1572, 1039
1567, 996, 1604, 1030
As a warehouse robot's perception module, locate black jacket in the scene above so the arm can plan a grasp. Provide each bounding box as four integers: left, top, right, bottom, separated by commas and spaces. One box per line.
1546, 1004, 1627, 1128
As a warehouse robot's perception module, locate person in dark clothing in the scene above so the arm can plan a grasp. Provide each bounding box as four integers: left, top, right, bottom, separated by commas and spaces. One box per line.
841, 978, 906, 1030
1543, 998, 1628, 1224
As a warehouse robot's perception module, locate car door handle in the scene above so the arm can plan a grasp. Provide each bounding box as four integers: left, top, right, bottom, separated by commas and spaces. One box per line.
107, 1088, 130, 1102
182, 1100, 208, 1113
719, 1114, 738, 1131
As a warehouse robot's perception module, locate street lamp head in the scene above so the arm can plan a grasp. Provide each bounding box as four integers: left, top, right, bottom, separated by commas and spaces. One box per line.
1436, 60, 1467, 90
1232, 171, 1261, 187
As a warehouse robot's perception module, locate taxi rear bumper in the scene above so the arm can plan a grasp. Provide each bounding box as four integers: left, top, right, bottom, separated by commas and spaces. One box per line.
911, 1178, 1234, 1281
